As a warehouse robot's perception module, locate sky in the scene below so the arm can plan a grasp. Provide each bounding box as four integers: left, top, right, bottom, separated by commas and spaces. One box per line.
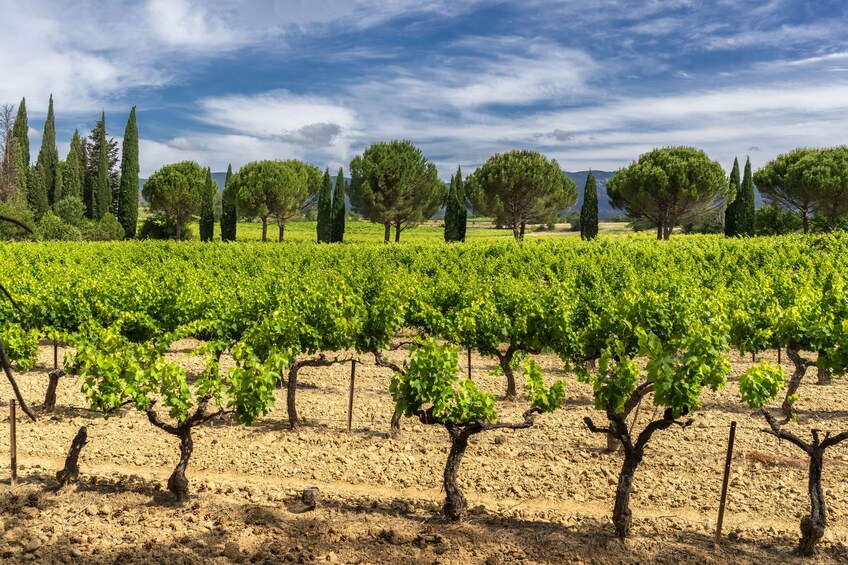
2, 0, 847, 178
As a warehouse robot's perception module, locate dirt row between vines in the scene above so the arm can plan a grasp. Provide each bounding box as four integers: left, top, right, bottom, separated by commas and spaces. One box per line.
0, 342, 847, 564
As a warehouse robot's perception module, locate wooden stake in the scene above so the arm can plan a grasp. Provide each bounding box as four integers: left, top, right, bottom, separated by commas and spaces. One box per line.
715, 421, 737, 544
777, 347, 781, 365
10, 399, 17, 486
347, 360, 356, 433
53, 340, 58, 370
467, 347, 472, 380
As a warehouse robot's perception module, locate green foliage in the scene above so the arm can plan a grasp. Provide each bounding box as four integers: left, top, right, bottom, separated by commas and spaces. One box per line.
118, 107, 139, 238
467, 149, 577, 241
580, 170, 599, 240
199, 168, 215, 242
755, 204, 803, 235
81, 212, 125, 241
349, 140, 445, 242
524, 357, 565, 412
739, 361, 786, 409
607, 146, 730, 239
220, 164, 237, 241
0, 323, 39, 371
390, 338, 497, 425
579, 344, 640, 414
54, 195, 87, 226
317, 168, 333, 243
27, 163, 49, 220
331, 167, 346, 243
37, 210, 82, 241
142, 161, 206, 240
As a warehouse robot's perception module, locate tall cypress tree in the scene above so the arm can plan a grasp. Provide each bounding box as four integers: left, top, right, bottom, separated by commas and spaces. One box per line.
27, 163, 49, 220
331, 167, 346, 243
444, 165, 467, 242
36, 94, 59, 206
724, 157, 741, 237
316, 167, 332, 242
455, 166, 467, 242
94, 112, 110, 219
444, 174, 457, 242
220, 164, 237, 241
740, 157, 755, 236
12, 97, 29, 169
199, 167, 215, 242
580, 170, 599, 240
62, 131, 84, 200
118, 107, 139, 238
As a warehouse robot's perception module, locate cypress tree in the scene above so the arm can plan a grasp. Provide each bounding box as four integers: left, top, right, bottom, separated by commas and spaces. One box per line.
331, 167, 346, 243
53, 161, 64, 204
445, 165, 467, 242
220, 164, 237, 241
118, 107, 139, 238
444, 174, 457, 242
12, 97, 29, 168
580, 170, 599, 240
36, 94, 59, 205
27, 163, 49, 219
740, 156, 755, 236
724, 157, 741, 236
199, 167, 215, 242
316, 167, 332, 242
455, 166, 467, 242
62, 130, 84, 200
94, 112, 110, 219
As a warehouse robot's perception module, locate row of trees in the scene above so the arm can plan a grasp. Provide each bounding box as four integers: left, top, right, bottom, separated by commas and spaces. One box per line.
0, 97, 139, 239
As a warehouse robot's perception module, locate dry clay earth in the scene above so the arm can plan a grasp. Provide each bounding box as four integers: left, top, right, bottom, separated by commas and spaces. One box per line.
0, 341, 847, 564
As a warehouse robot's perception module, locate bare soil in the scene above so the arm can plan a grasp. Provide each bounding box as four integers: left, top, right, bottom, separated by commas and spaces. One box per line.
1, 343, 847, 564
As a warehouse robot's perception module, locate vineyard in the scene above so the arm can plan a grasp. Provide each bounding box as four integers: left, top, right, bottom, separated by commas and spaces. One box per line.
1, 236, 848, 563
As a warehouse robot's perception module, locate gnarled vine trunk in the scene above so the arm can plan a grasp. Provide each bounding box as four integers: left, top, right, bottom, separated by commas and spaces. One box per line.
799, 451, 826, 555
43, 369, 64, 411
56, 426, 87, 487
168, 428, 193, 502
613, 449, 642, 539
443, 425, 472, 522
783, 347, 813, 417
816, 350, 831, 386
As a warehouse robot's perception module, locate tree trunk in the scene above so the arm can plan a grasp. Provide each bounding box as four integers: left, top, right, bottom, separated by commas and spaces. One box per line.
802, 212, 809, 234
663, 225, 672, 240
656, 223, 663, 240
798, 451, 827, 555
287, 363, 300, 429
168, 428, 193, 502
394, 223, 401, 243
816, 350, 831, 385
278, 223, 285, 242
56, 426, 87, 487
519, 221, 526, 241
612, 450, 642, 540
783, 347, 811, 417
512, 224, 521, 241
43, 369, 63, 411
383, 222, 391, 243
261, 217, 268, 242
498, 350, 517, 401
175, 222, 182, 241
443, 427, 471, 522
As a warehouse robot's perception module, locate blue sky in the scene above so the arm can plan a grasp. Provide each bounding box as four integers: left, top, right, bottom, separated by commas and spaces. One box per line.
3, 0, 847, 177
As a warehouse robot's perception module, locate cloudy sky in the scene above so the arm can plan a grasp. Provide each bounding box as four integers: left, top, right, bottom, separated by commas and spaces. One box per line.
3, 0, 847, 177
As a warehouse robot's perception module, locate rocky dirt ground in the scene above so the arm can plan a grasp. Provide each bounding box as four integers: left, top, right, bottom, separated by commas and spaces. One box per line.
0, 342, 847, 564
